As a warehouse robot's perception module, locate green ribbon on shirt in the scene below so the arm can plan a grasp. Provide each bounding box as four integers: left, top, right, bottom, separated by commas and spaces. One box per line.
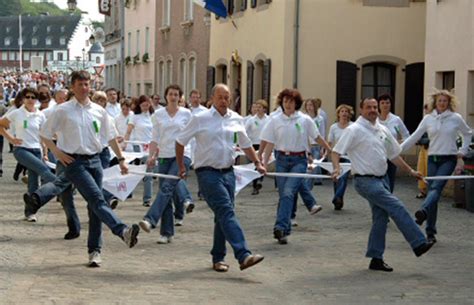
93, 121, 99, 134
233, 132, 238, 144
23, 120, 28, 129
295, 122, 302, 132
315, 121, 320, 129
254, 121, 259, 126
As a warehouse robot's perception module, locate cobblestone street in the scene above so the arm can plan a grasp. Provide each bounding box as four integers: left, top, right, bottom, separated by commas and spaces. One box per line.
0, 152, 473, 305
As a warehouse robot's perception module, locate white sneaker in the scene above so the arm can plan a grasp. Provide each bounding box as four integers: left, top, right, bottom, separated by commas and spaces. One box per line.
139, 219, 151, 233
309, 205, 323, 215
291, 218, 298, 227
88, 251, 102, 267
25, 214, 37, 222
156, 235, 173, 244
175, 219, 183, 226
184, 200, 195, 214
122, 224, 140, 248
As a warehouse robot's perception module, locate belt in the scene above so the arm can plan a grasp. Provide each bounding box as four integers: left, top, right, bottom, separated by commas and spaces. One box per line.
195, 166, 233, 173
428, 155, 457, 162
68, 153, 98, 159
354, 174, 385, 179
276, 150, 306, 157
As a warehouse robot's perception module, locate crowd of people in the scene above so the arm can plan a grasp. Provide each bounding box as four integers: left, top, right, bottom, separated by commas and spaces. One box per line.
0, 69, 472, 273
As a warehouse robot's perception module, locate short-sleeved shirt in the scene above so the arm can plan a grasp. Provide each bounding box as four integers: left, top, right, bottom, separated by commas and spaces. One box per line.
6, 105, 46, 149
129, 112, 153, 143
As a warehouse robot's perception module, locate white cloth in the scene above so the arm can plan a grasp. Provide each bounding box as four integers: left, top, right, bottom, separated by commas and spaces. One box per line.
6, 105, 46, 149
333, 116, 402, 176
260, 111, 320, 152
176, 106, 252, 169
129, 112, 153, 143
245, 114, 269, 145
191, 105, 207, 115
41, 104, 56, 120
41, 98, 114, 155
151, 107, 192, 158
401, 110, 472, 156
101, 114, 118, 147
105, 102, 121, 118
377, 113, 410, 141
327, 122, 353, 144
114, 112, 133, 136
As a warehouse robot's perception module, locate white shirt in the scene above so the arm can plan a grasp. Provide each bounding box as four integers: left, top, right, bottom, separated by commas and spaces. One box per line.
260, 111, 320, 152
129, 112, 153, 143
41, 104, 57, 120
105, 102, 121, 118
245, 114, 269, 145
328, 122, 353, 145
191, 105, 207, 115
176, 106, 252, 169
333, 116, 402, 176
378, 113, 410, 141
41, 98, 114, 155
101, 114, 118, 147
114, 112, 133, 136
151, 107, 192, 158
6, 105, 46, 149
401, 110, 472, 156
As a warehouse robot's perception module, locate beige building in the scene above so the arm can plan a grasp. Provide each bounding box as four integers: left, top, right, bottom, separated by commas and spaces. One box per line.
124, 0, 156, 96
103, 0, 123, 91
209, 0, 427, 131
154, 0, 210, 99
424, 0, 474, 126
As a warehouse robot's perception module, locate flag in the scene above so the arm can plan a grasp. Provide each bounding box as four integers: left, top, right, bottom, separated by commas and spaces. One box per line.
193, 0, 228, 18
102, 165, 146, 201
233, 164, 263, 195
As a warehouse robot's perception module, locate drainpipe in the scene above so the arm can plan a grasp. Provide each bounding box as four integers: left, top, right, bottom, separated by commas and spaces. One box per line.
120, 0, 125, 93
293, 0, 300, 89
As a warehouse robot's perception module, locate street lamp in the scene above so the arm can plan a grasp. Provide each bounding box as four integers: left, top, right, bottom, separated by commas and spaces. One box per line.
67, 0, 77, 11
82, 48, 86, 69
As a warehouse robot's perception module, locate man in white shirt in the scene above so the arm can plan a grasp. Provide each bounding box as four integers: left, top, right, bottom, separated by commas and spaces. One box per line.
105, 88, 121, 118
40, 71, 140, 268
176, 84, 265, 272
189, 89, 207, 114
332, 98, 434, 272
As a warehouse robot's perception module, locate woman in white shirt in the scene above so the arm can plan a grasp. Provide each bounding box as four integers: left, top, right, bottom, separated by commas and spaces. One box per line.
114, 99, 133, 152
401, 90, 472, 243
303, 98, 326, 186
0, 88, 55, 221
124, 95, 154, 206
245, 99, 269, 195
261, 89, 331, 245
139, 84, 193, 244
377, 94, 410, 193
327, 104, 354, 210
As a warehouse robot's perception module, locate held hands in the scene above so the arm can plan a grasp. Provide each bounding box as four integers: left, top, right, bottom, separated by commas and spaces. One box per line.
11, 137, 22, 146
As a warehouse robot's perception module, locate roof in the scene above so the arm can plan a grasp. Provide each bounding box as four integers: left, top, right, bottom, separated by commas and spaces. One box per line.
0, 15, 81, 51
88, 42, 104, 54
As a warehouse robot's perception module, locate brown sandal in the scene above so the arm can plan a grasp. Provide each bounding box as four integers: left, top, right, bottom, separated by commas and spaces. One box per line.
212, 261, 230, 272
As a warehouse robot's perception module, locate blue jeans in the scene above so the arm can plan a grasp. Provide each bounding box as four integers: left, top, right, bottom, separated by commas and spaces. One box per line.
99, 147, 114, 203
173, 179, 193, 220
143, 157, 191, 237
385, 160, 397, 193
133, 145, 153, 203
354, 176, 427, 259
275, 152, 316, 235
0, 135, 3, 171
333, 158, 350, 202
64, 154, 127, 253
13, 147, 56, 194
196, 168, 251, 264
422, 155, 457, 236
307, 145, 322, 186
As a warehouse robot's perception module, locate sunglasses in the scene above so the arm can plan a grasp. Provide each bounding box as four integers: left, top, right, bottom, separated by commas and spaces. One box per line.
25, 95, 36, 99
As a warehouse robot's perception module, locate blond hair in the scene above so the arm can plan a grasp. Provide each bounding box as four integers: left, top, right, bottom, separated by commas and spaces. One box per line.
335, 104, 354, 121
428, 89, 457, 112
254, 99, 268, 110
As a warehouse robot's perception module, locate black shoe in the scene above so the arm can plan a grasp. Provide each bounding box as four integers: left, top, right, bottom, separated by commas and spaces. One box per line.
415, 210, 427, 225
251, 188, 259, 195
427, 234, 437, 244
273, 229, 288, 245
332, 197, 344, 210
64, 231, 80, 240
110, 198, 119, 210
0, 169, 3, 177
13, 167, 22, 181
414, 240, 435, 257
23, 193, 40, 216
369, 258, 393, 272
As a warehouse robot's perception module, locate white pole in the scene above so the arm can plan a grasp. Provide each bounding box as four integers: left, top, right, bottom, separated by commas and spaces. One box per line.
19, 14, 23, 72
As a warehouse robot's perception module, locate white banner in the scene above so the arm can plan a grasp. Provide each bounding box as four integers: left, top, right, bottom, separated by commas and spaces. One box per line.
102, 165, 146, 201
234, 165, 263, 195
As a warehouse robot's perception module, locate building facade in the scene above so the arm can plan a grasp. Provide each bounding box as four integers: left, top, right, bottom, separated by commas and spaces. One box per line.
124, 0, 156, 97
103, 0, 123, 91
154, 0, 210, 99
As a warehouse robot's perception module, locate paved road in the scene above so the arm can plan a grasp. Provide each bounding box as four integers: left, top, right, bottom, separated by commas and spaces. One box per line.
0, 152, 473, 305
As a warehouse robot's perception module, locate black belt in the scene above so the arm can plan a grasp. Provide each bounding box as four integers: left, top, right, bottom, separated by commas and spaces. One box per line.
428, 155, 457, 162
276, 150, 306, 157
68, 153, 98, 159
195, 166, 233, 173
354, 174, 385, 179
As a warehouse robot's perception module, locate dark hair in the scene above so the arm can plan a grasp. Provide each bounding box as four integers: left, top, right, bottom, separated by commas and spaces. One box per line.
277, 88, 303, 111
120, 98, 132, 108
134, 95, 154, 115
359, 98, 377, 108
38, 92, 51, 103
21, 88, 38, 101
189, 89, 201, 97
105, 87, 117, 94
377, 93, 393, 104
164, 84, 183, 99
70, 70, 91, 84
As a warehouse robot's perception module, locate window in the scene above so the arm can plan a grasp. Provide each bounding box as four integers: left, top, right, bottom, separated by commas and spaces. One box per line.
127, 32, 131, 56
4, 37, 11, 46
162, 0, 171, 27
23, 52, 30, 61
96, 56, 101, 64
363, 0, 409, 7
6, 26, 11, 33
45, 37, 52, 45
128, 83, 132, 96
9, 51, 15, 61
361, 63, 395, 100
179, 58, 187, 95
188, 57, 196, 94
59, 37, 66, 45
145, 27, 150, 54
136, 30, 140, 55
166, 59, 173, 86
58, 52, 64, 61
1, 52, 7, 61
32, 37, 38, 46
46, 26, 51, 32
235, 0, 247, 12
18, 38, 23, 46
159, 61, 165, 95
442, 71, 455, 91
137, 83, 141, 95
33, 26, 38, 32
47, 52, 53, 61
60, 26, 65, 32
184, 0, 194, 21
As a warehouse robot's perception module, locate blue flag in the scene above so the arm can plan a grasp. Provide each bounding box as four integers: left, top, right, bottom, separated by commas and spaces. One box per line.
193, 0, 228, 18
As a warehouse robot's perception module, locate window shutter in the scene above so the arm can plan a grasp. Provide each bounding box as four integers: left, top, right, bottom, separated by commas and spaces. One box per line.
228, 0, 234, 15
336, 60, 357, 110
251, 0, 257, 8
246, 61, 254, 113
404, 62, 425, 133
206, 66, 216, 101
263, 59, 271, 103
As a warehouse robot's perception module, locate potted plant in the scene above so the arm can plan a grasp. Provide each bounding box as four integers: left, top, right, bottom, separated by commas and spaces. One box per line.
142, 52, 149, 63
133, 53, 140, 65
124, 56, 131, 65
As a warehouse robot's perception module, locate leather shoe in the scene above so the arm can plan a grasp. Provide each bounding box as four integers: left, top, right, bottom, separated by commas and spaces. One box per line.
427, 234, 437, 244
414, 209, 427, 225
64, 231, 80, 240
23, 193, 40, 216
240, 254, 264, 271
369, 258, 393, 272
273, 229, 288, 245
332, 197, 344, 210
414, 240, 435, 257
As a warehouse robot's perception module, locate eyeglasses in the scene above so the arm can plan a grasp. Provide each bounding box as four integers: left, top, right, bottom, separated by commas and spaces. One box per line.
25, 95, 36, 99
